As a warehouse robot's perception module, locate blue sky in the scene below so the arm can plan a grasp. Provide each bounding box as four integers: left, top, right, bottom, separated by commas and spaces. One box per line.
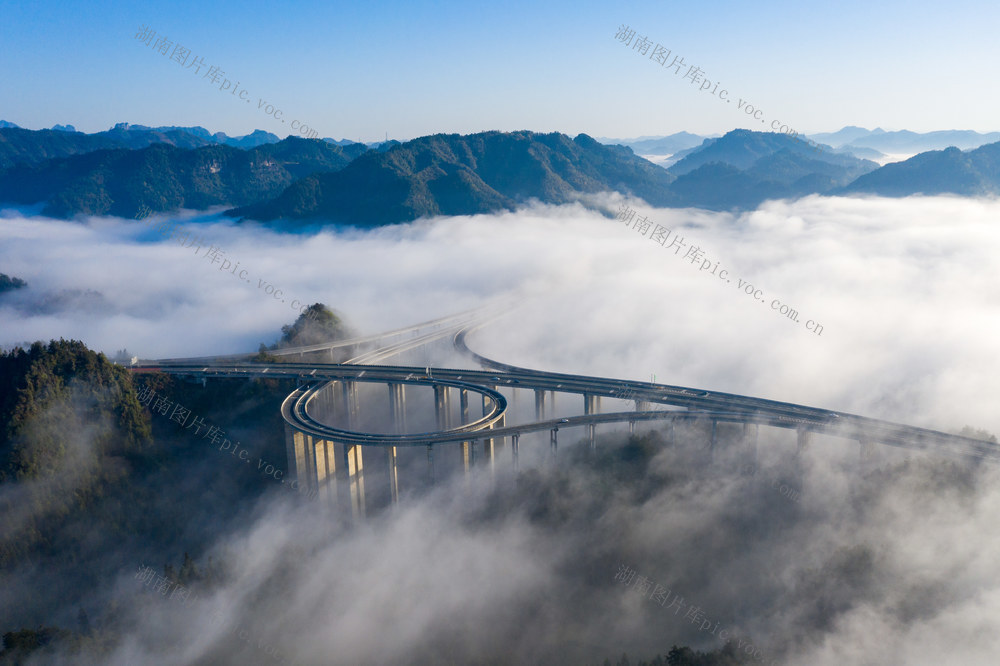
1, 0, 998, 141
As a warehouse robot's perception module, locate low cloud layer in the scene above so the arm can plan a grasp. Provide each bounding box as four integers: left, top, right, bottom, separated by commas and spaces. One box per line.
3, 194, 1000, 664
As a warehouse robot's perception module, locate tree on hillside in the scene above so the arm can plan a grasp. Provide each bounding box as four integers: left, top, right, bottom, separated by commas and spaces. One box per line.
0, 273, 27, 293
277, 303, 350, 347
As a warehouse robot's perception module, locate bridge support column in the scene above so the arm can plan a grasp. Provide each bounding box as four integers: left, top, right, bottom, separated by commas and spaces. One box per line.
460, 389, 469, 425
434, 386, 450, 429
481, 429, 496, 477
550, 428, 558, 455
312, 440, 361, 519
636, 400, 649, 412
742, 423, 758, 473
462, 441, 473, 473
385, 446, 399, 505
285, 424, 305, 488
585, 394, 599, 450
338, 380, 359, 429
309, 437, 324, 500
338, 381, 350, 428
349, 383, 360, 425
484, 414, 504, 460
535, 390, 545, 421
426, 444, 435, 484
797, 427, 811, 454
301, 434, 317, 495
629, 420, 635, 435
388, 384, 406, 434
322, 384, 335, 422
511, 433, 520, 476
342, 443, 365, 520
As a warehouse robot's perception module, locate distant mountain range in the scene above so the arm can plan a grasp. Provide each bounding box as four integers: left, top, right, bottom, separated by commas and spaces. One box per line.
808, 126, 1000, 155
661, 130, 878, 210
0, 121, 378, 169
840, 142, 1000, 197
596, 131, 708, 156
227, 131, 678, 226
602, 126, 1000, 163
0, 138, 369, 218
2, 124, 1000, 226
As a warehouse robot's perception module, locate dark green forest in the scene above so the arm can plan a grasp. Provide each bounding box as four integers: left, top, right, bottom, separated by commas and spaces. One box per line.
0, 309, 343, 663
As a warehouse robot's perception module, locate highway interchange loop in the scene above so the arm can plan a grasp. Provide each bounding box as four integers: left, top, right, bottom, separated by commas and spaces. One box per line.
135, 309, 999, 463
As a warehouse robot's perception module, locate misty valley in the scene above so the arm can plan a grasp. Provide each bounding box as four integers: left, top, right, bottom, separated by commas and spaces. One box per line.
3, 123, 1000, 665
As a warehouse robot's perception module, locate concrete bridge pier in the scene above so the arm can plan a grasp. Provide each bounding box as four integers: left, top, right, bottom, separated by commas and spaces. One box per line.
741, 423, 758, 473
460, 389, 469, 424
337, 381, 350, 427
285, 424, 368, 520
482, 414, 503, 468
331, 440, 365, 521
337, 380, 360, 429
550, 428, 558, 455
797, 427, 812, 454
385, 445, 399, 505
584, 394, 600, 450
511, 433, 520, 481
426, 444, 436, 484
535, 390, 545, 421
462, 441, 475, 473
300, 434, 318, 497
309, 436, 329, 504
350, 382, 360, 424
348, 443, 366, 519
388, 383, 407, 433
304, 437, 365, 521
318, 384, 333, 421
285, 423, 304, 486
481, 438, 495, 476
480, 392, 505, 453
434, 386, 451, 429
630, 398, 647, 433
